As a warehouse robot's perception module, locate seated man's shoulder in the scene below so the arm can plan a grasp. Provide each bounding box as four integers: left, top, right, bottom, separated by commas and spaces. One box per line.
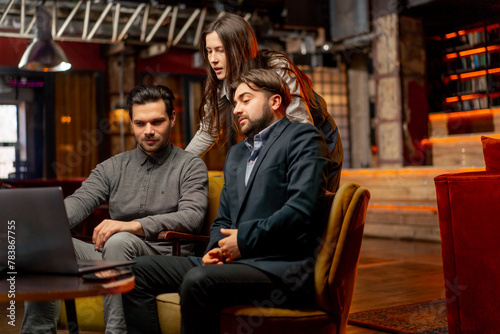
172, 145, 202, 160
170, 145, 207, 169
286, 120, 319, 136
106, 149, 135, 164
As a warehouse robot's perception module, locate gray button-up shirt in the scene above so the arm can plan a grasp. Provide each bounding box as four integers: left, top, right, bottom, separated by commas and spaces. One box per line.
64, 144, 208, 254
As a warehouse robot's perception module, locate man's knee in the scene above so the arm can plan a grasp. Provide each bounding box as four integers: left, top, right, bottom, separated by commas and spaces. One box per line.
180, 267, 213, 300
102, 232, 139, 260
72, 238, 99, 260
131, 256, 157, 279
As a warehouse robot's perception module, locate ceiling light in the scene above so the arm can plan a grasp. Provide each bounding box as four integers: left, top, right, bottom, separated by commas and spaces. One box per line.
18, 5, 71, 72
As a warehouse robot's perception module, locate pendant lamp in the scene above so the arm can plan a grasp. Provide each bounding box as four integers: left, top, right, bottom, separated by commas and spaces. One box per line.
18, 5, 71, 72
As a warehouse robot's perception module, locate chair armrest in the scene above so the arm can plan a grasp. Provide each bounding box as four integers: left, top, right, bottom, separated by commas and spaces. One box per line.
158, 231, 210, 256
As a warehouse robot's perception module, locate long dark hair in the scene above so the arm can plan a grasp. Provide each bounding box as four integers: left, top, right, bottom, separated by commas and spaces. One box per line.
199, 13, 315, 142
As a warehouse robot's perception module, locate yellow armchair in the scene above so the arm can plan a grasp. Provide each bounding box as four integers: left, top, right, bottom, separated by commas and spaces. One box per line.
156, 182, 370, 334
157, 171, 224, 256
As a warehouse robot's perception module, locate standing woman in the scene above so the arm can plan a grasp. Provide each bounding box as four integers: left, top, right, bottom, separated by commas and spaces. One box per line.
185, 13, 343, 192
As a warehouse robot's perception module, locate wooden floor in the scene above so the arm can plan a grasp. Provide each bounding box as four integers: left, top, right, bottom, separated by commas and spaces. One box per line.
1, 236, 444, 334
347, 237, 444, 333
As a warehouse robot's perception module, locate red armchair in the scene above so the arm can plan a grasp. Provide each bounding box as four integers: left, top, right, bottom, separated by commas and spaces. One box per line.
434, 171, 500, 333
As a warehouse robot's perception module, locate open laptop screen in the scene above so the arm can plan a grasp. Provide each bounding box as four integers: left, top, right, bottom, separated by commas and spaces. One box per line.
0, 187, 133, 274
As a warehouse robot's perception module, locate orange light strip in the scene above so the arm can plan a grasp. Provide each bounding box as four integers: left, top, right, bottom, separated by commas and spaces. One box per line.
445, 29, 471, 39
421, 133, 500, 146
446, 67, 500, 81
421, 136, 477, 145
487, 23, 500, 32
460, 45, 500, 57
369, 204, 437, 212
445, 45, 500, 61
487, 45, 500, 53
341, 166, 483, 176
460, 93, 484, 101
429, 109, 495, 122
445, 24, 499, 40
445, 96, 460, 103
445, 32, 458, 39
460, 69, 487, 79
459, 47, 487, 57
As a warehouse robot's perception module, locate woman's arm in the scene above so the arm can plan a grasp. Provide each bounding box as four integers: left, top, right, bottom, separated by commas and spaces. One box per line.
273, 62, 314, 125
185, 93, 230, 156
185, 126, 217, 156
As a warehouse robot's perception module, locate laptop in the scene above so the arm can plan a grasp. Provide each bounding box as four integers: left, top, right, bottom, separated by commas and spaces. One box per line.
0, 187, 135, 275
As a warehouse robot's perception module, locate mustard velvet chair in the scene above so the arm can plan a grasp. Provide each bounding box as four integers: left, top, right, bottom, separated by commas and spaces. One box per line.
157, 171, 224, 256
156, 173, 224, 334
156, 182, 370, 334
58, 172, 225, 332
59, 297, 105, 332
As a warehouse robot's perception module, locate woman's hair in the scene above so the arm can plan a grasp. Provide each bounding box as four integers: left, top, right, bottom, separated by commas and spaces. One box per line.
127, 84, 175, 120
229, 69, 291, 111
199, 13, 258, 137
257, 50, 314, 107
198, 13, 315, 142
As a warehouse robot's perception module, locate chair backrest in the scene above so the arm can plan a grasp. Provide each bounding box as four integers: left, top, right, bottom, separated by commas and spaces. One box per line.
435, 171, 500, 333
202, 173, 225, 236
314, 182, 370, 328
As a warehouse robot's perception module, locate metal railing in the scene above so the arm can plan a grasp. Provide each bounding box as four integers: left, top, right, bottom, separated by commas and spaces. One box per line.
0, 0, 218, 55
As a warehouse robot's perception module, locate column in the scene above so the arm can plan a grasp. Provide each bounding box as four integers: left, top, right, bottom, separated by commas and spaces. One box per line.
372, 12, 403, 168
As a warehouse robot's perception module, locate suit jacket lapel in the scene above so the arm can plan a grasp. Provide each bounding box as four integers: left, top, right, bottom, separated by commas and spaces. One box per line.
236, 146, 248, 208
236, 119, 290, 217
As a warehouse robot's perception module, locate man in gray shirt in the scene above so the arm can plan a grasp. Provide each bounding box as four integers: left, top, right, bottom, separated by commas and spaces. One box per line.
21, 84, 208, 334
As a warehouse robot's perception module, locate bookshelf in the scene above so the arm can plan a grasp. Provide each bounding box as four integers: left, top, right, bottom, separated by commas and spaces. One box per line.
442, 23, 500, 113
426, 22, 500, 167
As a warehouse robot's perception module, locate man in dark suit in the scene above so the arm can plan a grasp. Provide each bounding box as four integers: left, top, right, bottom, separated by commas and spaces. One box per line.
122, 69, 334, 334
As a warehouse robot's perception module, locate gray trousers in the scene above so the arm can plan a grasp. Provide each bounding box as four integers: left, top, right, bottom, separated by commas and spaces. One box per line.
20, 232, 160, 334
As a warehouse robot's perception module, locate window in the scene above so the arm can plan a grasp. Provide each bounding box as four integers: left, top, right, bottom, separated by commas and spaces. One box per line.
301, 66, 350, 167
0, 103, 26, 179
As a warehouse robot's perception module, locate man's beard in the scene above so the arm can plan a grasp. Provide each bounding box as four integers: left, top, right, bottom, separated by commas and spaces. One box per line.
242, 104, 274, 138
138, 136, 162, 154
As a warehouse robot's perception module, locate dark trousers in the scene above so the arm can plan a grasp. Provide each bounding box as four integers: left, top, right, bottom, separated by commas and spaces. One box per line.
122, 255, 313, 334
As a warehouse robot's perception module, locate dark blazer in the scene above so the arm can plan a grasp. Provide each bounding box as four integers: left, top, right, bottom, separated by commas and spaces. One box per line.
205, 118, 330, 291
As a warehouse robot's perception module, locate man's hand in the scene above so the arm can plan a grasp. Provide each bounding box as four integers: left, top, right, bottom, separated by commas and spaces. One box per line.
218, 228, 241, 263
92, 219, 144, 250
202, 248, 224, 265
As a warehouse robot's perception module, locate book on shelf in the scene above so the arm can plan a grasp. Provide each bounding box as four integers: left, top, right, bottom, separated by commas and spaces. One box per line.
440, 24, 500, 114
446, 53, 489, 72
446, 73, 489, 93
461, 97, 489, 111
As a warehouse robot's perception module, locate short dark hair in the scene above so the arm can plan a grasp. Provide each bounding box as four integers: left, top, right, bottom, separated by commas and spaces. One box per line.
126, 84, 175, 119
229, 69, 291, 110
